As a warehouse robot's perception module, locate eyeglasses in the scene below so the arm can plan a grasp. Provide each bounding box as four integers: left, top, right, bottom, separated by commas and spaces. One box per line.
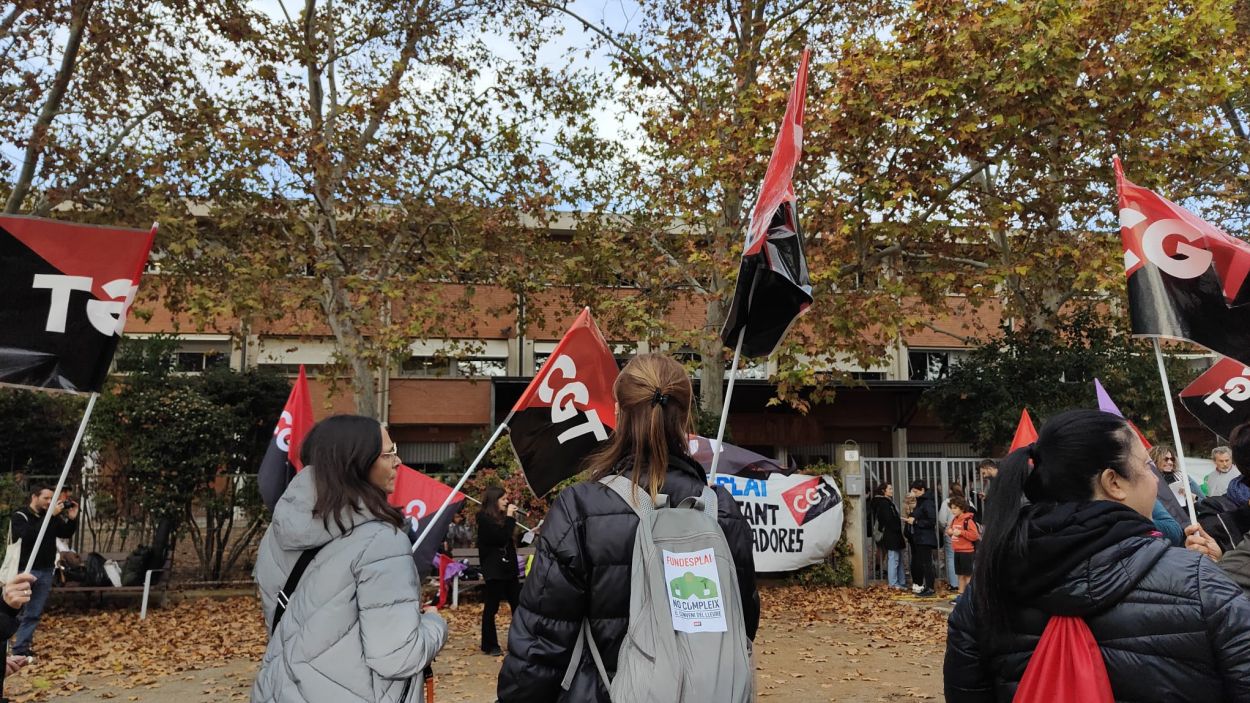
380, 444, 400, 461
1162, 456, 1176, 463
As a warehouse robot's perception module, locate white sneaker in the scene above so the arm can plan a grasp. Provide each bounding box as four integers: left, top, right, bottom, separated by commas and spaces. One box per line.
911, 584, 923, 594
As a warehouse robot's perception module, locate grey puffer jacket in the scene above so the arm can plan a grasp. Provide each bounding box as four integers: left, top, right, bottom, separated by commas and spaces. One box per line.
252, 468, 449, 703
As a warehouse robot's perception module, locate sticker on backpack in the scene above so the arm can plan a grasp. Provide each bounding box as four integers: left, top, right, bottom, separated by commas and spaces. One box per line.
663, 548, 727, 633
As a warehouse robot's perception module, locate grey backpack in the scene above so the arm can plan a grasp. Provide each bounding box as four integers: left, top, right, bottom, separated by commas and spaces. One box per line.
561, 475, 754, 702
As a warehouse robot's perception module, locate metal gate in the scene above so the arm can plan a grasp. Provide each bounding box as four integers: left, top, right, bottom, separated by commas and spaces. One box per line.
861, 458, 986, 587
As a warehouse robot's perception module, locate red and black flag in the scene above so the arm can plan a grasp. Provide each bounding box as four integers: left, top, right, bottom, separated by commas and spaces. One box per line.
720, 49, 814, 358
389, 464, 466, 579
509, 308, 617, 496
1115, 158, 1250, 366
1180, 356, 1250, 439
259, 365, 315, 511
688, 435, 791, 478
0, 215, 156, 392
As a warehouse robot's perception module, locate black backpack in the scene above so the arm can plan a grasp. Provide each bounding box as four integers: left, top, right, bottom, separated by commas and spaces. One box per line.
121, 545, 154, 587
83, 552, 109, 587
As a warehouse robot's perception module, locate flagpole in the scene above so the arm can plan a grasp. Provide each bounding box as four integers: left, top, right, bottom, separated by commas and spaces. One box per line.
709, 329, 746, 485
413, 409, 516, 553
1152, 339, 1198, 526
24, 392, 98, 574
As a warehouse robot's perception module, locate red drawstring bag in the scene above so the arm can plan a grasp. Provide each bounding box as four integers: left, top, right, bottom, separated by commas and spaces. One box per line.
1013, 616, 1115, 703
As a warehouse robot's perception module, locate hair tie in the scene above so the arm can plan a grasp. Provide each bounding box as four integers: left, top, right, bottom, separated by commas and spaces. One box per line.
651, 391, 670, 407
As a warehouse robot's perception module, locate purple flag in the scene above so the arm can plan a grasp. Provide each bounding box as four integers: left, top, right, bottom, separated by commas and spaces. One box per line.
1095, 378, 1124, 417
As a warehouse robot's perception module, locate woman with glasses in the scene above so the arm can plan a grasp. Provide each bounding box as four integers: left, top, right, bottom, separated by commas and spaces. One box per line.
253, 415, 448, 703
1150, 444, 1205, 505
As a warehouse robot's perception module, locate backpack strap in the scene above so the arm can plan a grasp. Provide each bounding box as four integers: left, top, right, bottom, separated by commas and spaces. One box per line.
561, 618, 611, 691
599, 474, 664, 517
271, 544, 325, 635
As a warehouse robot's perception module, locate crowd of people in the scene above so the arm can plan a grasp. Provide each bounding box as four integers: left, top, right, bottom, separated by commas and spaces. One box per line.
6, 352, 1244, 701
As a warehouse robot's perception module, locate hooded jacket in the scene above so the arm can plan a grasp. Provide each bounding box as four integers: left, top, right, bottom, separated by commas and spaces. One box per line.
869, 495, 905, 551
252, 468, 449, 703
496, 454, 759, 703
945, 501, 1250, 702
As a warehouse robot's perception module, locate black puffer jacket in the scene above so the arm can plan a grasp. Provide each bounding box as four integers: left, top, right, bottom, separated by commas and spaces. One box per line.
869, 496, 905, 551
477, 513, 518, 581
909, 492, 938, 547
497, 455, 759, 703
946, 524, 1250, 700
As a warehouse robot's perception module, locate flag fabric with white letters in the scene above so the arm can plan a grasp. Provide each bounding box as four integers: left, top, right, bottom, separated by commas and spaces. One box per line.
0, 215, 156, 392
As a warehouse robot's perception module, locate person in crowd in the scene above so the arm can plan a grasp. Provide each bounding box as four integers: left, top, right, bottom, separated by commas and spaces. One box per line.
477, 485, 521, 656
1204, 446, 1239, 498
1186, 422, 1250, 594
445, 509, 474, 551
252, 415, 447, 703
0, 572, 35, 702
975, 459, 997, 515
496, 354, 759, 702
904, 479, 937, 597
945, 409, 1250, 700
10, 484, 78, 659
869, 482, 907, 589
1150, 499, 1183, 546
938, 483, 971, 589
945, 495, 980, 598
1150, 443, 1205, 504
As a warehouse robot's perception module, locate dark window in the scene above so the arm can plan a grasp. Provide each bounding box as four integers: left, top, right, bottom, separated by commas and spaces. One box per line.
909, 351, 951, 381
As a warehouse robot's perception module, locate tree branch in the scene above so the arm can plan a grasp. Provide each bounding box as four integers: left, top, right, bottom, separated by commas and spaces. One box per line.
917, 319, 980, 345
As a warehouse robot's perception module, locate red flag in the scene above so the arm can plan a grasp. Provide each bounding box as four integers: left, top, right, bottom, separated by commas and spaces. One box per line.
1180, 356, 1250, 439
1115, 158, 1250, 365
509, 308, 617, 495
0, 215, 156, 391
259, 365, 315, 510
1009, 408, 1039, 453
720, 49, 814, 358
389, 464, 466, 581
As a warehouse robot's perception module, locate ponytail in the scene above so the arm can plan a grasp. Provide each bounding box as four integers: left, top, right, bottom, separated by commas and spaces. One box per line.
972, 409, 1136, 632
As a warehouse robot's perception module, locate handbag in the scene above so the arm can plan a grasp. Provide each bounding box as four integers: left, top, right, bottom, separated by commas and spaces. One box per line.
0, 513, 27, 583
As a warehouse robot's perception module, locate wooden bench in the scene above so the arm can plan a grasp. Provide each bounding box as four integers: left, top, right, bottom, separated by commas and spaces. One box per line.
446, 547, 535, 609
52, 550, 173, 619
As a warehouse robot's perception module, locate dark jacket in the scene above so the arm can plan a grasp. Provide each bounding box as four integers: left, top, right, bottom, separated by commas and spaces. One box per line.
496, 455, 760, 703
945, 506, 1250, 701
869, 496, 905, 551
908, 492, 938, 548
1198, 495, 1250, 553
477, 513, 519, 582
1220, 534, 1250, 597
12, 506, 77, 570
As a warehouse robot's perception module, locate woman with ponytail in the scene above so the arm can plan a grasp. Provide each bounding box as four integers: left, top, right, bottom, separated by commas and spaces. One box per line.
496, 354, 760, 702
944, 409, 1250, 700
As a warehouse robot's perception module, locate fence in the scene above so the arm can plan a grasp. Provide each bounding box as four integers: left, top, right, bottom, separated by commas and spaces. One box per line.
861, 458, 986, 587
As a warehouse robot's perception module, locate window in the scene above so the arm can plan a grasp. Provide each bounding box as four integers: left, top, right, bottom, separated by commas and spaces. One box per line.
851, 371, 886, 381
175, 351, 229, 373
456, 358, 507, 377
401, 356, 453, 378
256, 363, 323, 377
909, 350, 953, 381
533, 352, 551, 375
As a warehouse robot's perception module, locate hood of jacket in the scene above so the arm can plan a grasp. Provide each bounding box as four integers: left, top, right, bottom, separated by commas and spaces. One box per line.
269, 466, 377, 551
1008, 501, 1164, 616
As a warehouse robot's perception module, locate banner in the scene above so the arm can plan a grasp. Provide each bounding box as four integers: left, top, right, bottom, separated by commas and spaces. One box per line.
259, 365, 315, 511
713, 472, 843, 572
509, 308, 617, 496
720, 49, 814, 358
390, 464, 466, 579
0, 215, 156, 392
1115, 158, 1250, 366
1180, 356, 1250, 439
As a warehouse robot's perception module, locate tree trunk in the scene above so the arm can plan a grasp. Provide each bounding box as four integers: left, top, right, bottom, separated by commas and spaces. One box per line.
4, 0, 93, 214
699, 294, 730, 425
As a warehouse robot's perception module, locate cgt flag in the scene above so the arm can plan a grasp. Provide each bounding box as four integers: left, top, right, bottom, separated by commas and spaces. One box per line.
0, 215, 156, 392
1180, 356, 1250, 439
390, 464, 466, 580
509, 308, 617, 496
1115, 158, 1250, 366
259, 365, 315, 511
720, 49, 814, 358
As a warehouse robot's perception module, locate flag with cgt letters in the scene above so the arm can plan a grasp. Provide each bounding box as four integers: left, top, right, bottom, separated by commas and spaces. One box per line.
0, 215, 156, 392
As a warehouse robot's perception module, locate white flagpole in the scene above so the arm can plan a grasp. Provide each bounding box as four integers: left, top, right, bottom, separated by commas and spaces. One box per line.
709, 328, 746, 485
1152, 339, 1198, 526
412, 410, 515, 553
24, 392, 98, 574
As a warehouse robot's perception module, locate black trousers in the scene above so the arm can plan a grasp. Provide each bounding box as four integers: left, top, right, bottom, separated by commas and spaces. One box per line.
911, 543, 935, 590
481, 577, 521, 651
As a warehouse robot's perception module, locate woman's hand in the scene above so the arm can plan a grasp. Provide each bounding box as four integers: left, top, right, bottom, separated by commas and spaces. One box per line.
3, 572, 36, 610
1184, 524, 1222, 561
905, 516, 915, 525
506, 504, 519, 518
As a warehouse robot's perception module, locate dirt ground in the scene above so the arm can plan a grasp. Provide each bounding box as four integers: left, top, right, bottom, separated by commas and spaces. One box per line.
4, 586, 950, 703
